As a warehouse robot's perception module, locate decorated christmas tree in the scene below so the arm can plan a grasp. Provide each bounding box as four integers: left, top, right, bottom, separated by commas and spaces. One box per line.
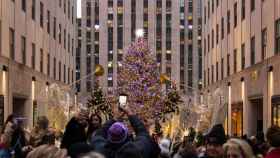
87, 81, 113, 120
118, 38, 165, 120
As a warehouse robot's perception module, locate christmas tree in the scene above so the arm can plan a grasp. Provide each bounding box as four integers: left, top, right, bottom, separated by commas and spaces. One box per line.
87, 81, 113, 120
118, 38, 164, 120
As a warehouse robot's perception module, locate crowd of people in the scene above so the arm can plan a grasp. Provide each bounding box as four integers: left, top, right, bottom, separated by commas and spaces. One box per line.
0, 107, 280, 158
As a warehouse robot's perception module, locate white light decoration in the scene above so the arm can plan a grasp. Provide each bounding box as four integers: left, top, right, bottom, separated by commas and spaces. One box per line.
135, 29, 144, 38
94, 25, 100, 30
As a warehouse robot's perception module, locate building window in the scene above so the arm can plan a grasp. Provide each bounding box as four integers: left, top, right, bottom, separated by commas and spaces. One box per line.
276, 19, 280, 54
59, 24, 62, 43
251, 0, 255, 11
131, 0, 136, 41
64, 0, 66, 14
59, 0, 62, 7
63, 64, 66, 83
216, 0, 219, 7
212, 0, 214, 13
59, 61, 61, 81
39, 49, 44, 73
216, 24, 219, 44
68, 0, 70, 19
242, 0, 245, 20
216, 62, 219, 81
53, 58, 56, 79
68, 34, 70, 52
221, 17, 224, 39
211, 29, 214, 49
227, 54, 230, 76
40, 2, 44, 28
47, 10, 50, 34
22, 0, 26, 12
211, 65, 214, 83
251, 36, 255, 65
234, 49, 237, 73
47, 54, 50, 76
32, 0, 36, 20
234, 2, 237, 28
241, 43, 245, 70
32, 43, 36, 69
21, 36, 26, 65
53, 17, 56, 39
68, 67, 70, 84
204, 7, 207, 24
9, 28, 15, 60
207, 34, 210, 52
208, 1, 210, 19
64, 29, 66, 49
262, 28, 267, 60
221, 58, 224, 79
227, 11, 230, 34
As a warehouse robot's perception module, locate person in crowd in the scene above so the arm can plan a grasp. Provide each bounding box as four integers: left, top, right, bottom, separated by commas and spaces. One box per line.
68, 142, 94, 158
30, 116, 54, 147
79, 152, 105, 158
265, 126, 280, 158
91, 107, 155, 158
173, 143, 198, 158
60, 108, 89, 151
159, 138, 171, 158
26, 144, 67, 158
223, 138, 255, 158
0, 114, 17, 148
9, 117, 31, 158
203, 124, 226, 158
87, 114, 102, 141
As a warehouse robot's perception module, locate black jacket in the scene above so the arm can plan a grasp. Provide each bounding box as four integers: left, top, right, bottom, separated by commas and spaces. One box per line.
91, 115, 154, 158
60, 117, 87, 150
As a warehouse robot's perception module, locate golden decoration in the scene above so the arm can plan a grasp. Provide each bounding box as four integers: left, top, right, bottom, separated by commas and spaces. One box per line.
95, 64, 104, 76
160, 74, 171, 84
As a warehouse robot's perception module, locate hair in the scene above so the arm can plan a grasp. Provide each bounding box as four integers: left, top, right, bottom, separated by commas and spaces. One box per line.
79, 152, 105, 158
36, 116, 49, 130
223, 138, 255, 158
26, 145, 67, 158
266, 126, 280, 147
2, 114, 15, 133
87, 114, 102, 139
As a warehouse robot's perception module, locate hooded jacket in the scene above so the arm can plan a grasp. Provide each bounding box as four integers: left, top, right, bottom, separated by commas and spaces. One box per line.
91, 115, 154, 158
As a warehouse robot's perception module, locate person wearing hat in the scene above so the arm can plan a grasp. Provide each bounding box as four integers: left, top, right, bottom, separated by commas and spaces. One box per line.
265, 126, 280, 158
91, 107, 154, 158
60, 109, 89, 151
202, 124, 226, 158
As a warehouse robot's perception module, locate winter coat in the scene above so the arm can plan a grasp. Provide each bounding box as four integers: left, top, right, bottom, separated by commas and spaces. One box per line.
60, 117, 87, 151
265, 148, 280, 158
91, 115, 154, 158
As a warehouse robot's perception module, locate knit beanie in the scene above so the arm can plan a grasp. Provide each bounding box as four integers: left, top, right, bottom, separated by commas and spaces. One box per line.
206, 124, 226, 145
107, 122, 128, 144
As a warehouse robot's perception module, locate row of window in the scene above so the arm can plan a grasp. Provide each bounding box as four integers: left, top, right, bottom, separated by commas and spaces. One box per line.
9, 28, 73, 83
204, 0, 256, 24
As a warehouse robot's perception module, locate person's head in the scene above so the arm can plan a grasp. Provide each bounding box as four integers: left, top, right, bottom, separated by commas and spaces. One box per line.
107, 122, 128, 144
78, 152, 105, 158
266, 125, 280, 148
89, 114, 102, 129
223, 138, 254, 158
76, 109, 89, 127
115, 142, 142, 158
26, 144, 67, 158
205, 124, 226, 158
174, 143, 198, 158
36, 116, 49, 130
68, 142, 94, 158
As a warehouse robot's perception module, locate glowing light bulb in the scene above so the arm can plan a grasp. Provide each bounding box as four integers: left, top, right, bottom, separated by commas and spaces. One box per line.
135, 29, 144, 37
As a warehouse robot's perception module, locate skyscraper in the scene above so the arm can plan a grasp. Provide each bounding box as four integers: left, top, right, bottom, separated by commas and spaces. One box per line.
77, 0, 202, 100
0, 0, 76, 127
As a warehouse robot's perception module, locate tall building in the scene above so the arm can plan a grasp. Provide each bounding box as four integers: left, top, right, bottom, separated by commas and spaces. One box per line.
0, 0, 76, 127
202, 0, 280, 136
77, 0, 202, 101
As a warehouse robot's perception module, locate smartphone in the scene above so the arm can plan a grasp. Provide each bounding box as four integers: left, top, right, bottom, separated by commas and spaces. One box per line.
119, 94, 127, 109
